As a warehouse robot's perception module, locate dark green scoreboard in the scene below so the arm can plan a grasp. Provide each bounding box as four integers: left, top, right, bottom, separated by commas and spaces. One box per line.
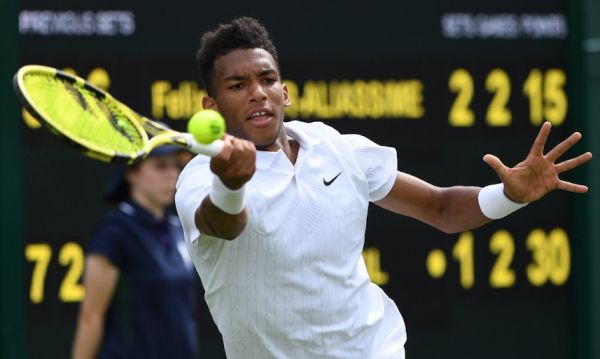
19, 0, 582, 358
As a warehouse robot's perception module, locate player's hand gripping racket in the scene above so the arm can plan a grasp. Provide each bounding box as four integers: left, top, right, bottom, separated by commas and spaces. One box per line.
14, 64, 224, 163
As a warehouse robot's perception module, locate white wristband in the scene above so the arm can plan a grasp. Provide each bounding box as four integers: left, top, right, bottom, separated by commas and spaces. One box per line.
478, 183, 527, 219
209, 176, 246, 215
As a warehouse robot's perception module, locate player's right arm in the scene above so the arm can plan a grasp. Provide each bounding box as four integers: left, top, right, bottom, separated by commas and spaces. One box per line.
71, 255, 119, 359
194, 135, 256, 240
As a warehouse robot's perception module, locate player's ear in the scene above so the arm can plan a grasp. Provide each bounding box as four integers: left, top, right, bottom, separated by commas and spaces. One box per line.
202, 96, 217, 111
282, 83, 291, 107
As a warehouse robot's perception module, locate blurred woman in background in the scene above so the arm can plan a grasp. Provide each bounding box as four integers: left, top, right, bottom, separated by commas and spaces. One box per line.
72, 146, 198, 359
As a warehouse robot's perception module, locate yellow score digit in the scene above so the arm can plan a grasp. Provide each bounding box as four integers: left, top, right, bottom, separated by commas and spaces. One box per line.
58, 242, 86, 302
488, 230, 516, 288
362, 247, 389, 286
25, 244, 52, 303
548, 228, 571, 285
448, 69, 475, 127
544, 69, 568, 126
485, 68, 512, 127
452, 231, 475, 289
523, 69, 543, 124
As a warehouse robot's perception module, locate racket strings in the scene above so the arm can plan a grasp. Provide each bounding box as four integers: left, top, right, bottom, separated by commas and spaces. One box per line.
93, 97, 137, 144
23, 73, 145, 154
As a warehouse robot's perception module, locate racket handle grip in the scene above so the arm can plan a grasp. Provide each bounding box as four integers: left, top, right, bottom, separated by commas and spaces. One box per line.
185, 134, 224, 157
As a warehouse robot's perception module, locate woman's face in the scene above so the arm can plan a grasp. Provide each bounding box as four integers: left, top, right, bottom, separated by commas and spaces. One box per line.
126, 154, 181, 209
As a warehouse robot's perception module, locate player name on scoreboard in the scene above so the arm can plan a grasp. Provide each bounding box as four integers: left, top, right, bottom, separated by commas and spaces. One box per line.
21, 66, 567, 130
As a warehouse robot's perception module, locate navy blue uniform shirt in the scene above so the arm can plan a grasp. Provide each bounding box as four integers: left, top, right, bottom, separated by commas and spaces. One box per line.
88, 200, 198, 359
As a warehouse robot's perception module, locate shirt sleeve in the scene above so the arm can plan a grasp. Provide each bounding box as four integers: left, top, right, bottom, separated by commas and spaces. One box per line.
175, 157, 213, 246
87, 220, 129, 269
342, 134, 398, 202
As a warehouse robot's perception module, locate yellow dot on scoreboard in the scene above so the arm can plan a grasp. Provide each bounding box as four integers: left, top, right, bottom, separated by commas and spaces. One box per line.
426, 249, 447, 278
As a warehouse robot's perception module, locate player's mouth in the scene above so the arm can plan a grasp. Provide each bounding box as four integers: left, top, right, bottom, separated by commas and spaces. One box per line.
246, 110, 273, 127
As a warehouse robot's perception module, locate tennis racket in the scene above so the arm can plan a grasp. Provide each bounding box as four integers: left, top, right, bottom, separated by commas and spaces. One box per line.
14, 64, 223, 163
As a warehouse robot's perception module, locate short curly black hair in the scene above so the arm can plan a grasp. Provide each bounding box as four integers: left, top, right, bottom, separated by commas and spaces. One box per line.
196, 17, 280, 96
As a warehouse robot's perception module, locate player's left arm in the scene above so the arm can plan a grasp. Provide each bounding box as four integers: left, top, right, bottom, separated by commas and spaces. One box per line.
375, 173, 486, 234
375, 121, 592, 234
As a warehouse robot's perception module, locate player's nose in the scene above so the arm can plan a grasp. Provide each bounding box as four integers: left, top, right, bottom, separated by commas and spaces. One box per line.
248, 82, 267, 103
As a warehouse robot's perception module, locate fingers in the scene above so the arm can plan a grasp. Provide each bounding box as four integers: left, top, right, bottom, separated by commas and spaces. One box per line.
545, 131, 583, 162
555, 151, 593, 173
483, 154, 507, 176
216, 134, 235, 161
556, 180, 589, 193
529, 121, 552, 156
210, 135, 256, 190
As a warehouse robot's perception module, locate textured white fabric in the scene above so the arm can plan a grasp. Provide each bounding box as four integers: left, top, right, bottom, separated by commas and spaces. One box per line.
478, 183, 528, 219
209, 176, 246, 214
175, 121, 406, 358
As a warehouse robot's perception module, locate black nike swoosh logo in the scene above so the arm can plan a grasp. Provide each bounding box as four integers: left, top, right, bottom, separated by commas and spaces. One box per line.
323, 171, 342, 186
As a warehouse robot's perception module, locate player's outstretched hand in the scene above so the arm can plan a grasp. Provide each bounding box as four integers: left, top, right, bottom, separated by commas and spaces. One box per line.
210, 134, 256, 190
482, 121, 592, 203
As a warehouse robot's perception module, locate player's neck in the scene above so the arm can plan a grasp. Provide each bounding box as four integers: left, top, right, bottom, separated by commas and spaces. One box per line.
275, 128, 299, 164
256, 127, 299, 164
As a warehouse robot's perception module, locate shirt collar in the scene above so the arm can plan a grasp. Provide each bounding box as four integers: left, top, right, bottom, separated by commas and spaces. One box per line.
119, 199, 167, 227
255, 121, 321, 170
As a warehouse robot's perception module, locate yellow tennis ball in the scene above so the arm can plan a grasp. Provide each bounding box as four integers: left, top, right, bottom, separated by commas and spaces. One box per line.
187, 110, 226, 144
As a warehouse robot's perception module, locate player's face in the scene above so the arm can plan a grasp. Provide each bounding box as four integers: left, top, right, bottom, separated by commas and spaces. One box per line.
127, 154, 180, 210
203, 48, 290, 151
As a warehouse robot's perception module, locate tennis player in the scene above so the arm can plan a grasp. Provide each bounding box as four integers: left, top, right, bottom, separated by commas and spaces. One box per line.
175, 17, 592, 359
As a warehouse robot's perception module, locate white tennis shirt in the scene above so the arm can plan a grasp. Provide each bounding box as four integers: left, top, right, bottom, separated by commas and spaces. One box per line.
175, 121, 406, 358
